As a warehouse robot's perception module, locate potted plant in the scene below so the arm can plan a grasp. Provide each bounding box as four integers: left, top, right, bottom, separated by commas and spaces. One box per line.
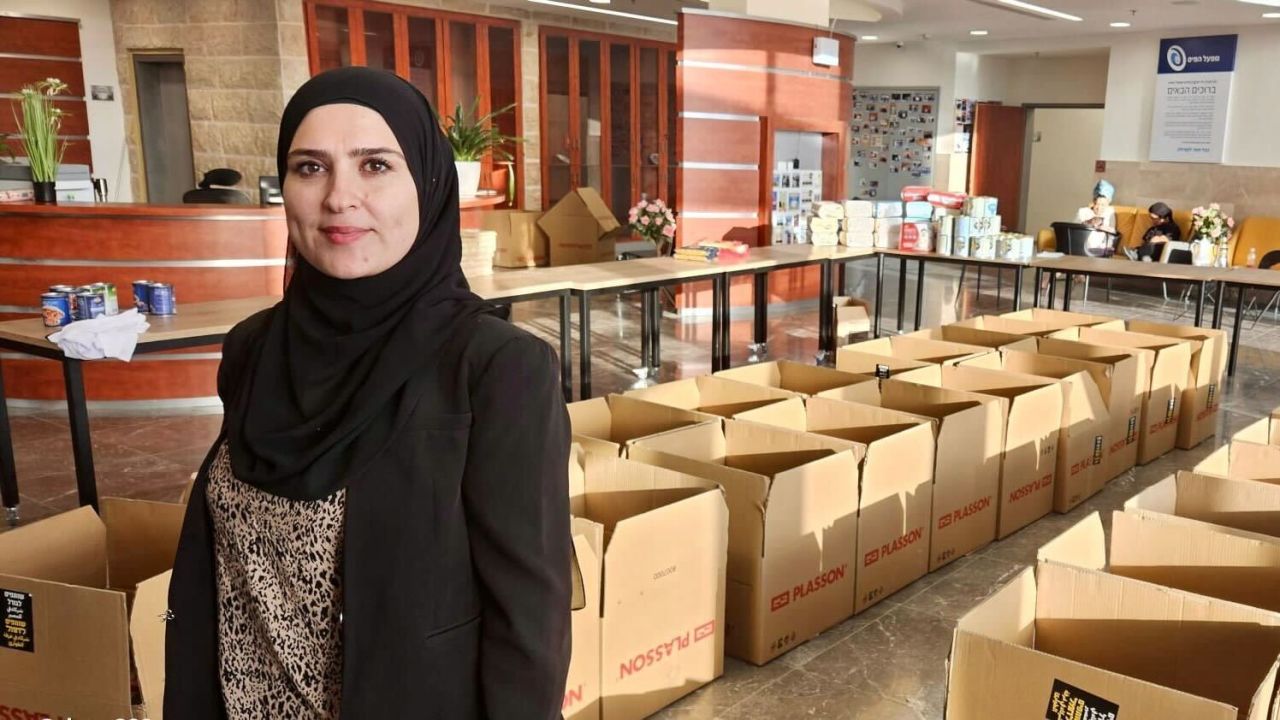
12, 78, 69, 204
1189, 203, 1235, 267
628, 195, 677, 256
442, 99, 519, 200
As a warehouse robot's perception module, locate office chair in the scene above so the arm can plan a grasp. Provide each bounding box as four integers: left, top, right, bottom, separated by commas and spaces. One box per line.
1051, 221, 1116, 303
183, 168, 251, 204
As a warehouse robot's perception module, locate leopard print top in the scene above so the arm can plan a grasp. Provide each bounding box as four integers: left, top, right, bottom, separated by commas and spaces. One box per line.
206, 441, 346, 718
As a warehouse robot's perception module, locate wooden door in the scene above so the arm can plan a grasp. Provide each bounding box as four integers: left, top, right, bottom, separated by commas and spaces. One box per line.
969, 103, 1027, 232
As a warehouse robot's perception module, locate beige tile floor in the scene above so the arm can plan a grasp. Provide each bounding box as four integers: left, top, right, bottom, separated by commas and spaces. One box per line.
4, 261, 1278, 718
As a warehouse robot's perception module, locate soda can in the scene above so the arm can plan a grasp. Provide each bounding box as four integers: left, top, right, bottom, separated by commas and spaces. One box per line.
90, 282, 119, 315
41, 292, 72, 327
75, 290, 106, 320
132, 280, 151, 313
148, 282, 176, 315
49, 285, 78, 315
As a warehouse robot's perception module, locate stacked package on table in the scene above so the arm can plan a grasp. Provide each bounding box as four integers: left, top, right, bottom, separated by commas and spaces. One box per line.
808, 202, 845, 247
899, 200, 935, 253
842, 201, 876, 247
873, 201, 903, 249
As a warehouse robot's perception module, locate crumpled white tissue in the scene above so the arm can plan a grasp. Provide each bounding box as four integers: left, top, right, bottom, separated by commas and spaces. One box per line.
48, 308, 151, 361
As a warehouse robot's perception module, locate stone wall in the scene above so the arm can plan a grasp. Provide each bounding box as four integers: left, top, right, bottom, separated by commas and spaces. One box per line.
1098, 161, 1280, 222
112, 0, 308, 200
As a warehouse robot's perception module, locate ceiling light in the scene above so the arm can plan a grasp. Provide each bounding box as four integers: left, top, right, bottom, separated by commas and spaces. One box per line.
970, 29, 989, 35
861, 34, 879, 40
527, 0, 677, 24
997, 0, 1084, 21
1266, 11, 1280, 16
1110, 21, 1131, 27
1238, 0, 1280, 6
588, 0, 611, 4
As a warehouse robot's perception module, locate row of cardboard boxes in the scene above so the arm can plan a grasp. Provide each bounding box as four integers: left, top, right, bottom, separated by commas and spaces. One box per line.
0, 307, 1226, 720
948, 409, 1280, 720
559, 307, 1229, 718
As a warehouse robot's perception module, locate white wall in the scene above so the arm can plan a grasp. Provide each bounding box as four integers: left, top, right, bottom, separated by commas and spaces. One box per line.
1005, 55, 1109, 106
1101, 24, 1280, 167
1024, 108, 1105, 235
2, 0, 133, 200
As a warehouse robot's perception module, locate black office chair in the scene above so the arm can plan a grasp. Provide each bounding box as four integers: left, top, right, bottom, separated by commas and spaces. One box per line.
258, 175, 282, 206
183, 168, 251, 205
1244, 250, 1280, 328
1051, 221, 1118, 302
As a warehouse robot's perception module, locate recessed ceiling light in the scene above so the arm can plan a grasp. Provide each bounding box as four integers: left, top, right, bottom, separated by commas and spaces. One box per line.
861, 35, 879, 40
997, 0, 1084, 21
1266, 11, 1280, 16
1110, 21, 1131, 27
527, 0, 676, 24
970, 29, 990, 35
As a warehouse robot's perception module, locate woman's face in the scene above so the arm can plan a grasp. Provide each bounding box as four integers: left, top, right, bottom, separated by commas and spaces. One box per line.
1093, 196, 1111, 212
283, 103, 420, 280
1150, 212, 1163, 223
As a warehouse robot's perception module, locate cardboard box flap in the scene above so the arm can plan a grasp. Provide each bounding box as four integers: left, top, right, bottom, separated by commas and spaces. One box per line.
1033, 561, 1280, 718
101, 498, 185, 592
842, 336, 991, 364
879, 379, 998, 421
906, 324, 1039, 351
835, 349, 935, 377
937, 364, 1057, 398
715, 360, 872, 397
1036, 512, 1108, 571
955, 566, 1036, 646
733, 397, 808, 431
570, 394, 716, 456
1001, 347, 1116, 398
1124, 471, 1280, 538
581, 454, 720, 539
566, 518, 603, 720
1197, 445, 1230, 477
877, 363, 944, 386
1235, 415, 1280, 447
131, 569, 171, 719
1000, 308, 1120, 327
1108, 510, 1280, 613
814, 379, 883, 405
804, 395, 933, 438
567, 397, 614, 442
538, 186, 621, 238
626, 376, 796, 418
1076, 326, 1193, 353
624, 378, 705, 411
0, 505, 107, 588
1230, 441, 1280, 483
569, 444, 586, 518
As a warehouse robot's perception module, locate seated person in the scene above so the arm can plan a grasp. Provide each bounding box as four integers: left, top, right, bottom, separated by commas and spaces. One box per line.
1075, 179, 1116, 231
1124, 202, 1182, 261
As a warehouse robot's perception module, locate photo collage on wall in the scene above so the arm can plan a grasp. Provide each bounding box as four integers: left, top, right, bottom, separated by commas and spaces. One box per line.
770, 167, 823, 244
954, 99, 978, 154
850, 87, 937, 200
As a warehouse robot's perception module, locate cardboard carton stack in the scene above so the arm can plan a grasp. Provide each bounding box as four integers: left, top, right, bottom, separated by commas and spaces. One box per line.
841, 200, 876, 248
460, 228, 498, 277
899, 200, 934, 253
873, 201, 903, 249
952, 195, 1000, 259
808, 202, 845, 247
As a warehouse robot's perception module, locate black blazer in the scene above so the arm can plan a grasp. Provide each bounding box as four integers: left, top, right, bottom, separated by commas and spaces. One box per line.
164, 309, 573, 718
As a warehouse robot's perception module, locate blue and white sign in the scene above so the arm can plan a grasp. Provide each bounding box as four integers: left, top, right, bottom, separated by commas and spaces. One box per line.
1149, 34, 1237, 163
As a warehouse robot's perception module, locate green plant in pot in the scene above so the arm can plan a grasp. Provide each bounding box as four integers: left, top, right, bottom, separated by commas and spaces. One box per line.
12, 78, 69, 204
442, 99, 520, 201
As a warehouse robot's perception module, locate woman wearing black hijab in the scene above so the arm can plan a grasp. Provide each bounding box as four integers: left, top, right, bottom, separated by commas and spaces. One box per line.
164, 67, 572, 718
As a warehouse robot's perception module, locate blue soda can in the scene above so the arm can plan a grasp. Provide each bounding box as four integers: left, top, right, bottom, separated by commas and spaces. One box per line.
41, 292, 71, 327
75, 291, 105, 320
132, 280, 151, 313
49, 285, 78, 315
148, 282, 176, 315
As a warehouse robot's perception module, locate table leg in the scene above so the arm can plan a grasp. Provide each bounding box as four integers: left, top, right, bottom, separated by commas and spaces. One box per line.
913, 260, 925, 331
578, 291, 593, 400
751, 272, 769, 357
896, 258, 908, 333
1195, 281, 1207, 327
1032, 267, 1043, 309
1062, 274, 1074, 312
873, 253, 885, 338
559, 292, 572, 403
1047, 272, 1057, 309
639, 290, 653, 374
650, 288, 662, 374
1014, 266, 1025, 312
712, 275, 726, 372
1213, 280, 1225, 330
719, 274, 733, 370
996, 269, 1003, 307
1229, 285, 1244, 377
0, 360, 18, 525
62, 359, 98, 510
836, 262, 847, 297
818, 261, 834, 364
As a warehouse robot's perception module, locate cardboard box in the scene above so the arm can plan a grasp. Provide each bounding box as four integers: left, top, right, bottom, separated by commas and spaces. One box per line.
1125, 321, 1227, 450
624, 376, 799, 419
1125, 470, 1280, 538
627, 420, 860, 665
961, 350, 1112, 513
1031, 336, 1143, 482
538, 187, 620, 266
0, 499, 183, 720
822, 379, 1003, 570
904, 325, 1039, 352
714, 360, 871, 398
1039, 510, 1280, 613
567, 394, 717, 457
1057, 327, 1193, 465
999, 307, 1123, 330
945, 561, 1280, 720
735, 397, 934, 613
575, 453, 728, 720
899, 365, 1062, 538
832, 296, 872, 343
839, 335, 994, 367
565, 517, 604, 720
1194, 441, 1280, 483
482, 209, 550, 268
834, 351, 936, 379
1236, 410, 1280, 446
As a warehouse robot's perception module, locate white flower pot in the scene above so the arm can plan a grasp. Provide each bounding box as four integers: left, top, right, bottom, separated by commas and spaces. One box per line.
455, 160, 482, 200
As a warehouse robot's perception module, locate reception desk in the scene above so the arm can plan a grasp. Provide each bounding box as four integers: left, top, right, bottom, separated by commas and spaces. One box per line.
0, 202, 287, 408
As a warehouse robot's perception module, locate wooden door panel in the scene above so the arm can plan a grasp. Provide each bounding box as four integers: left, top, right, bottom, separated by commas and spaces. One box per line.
969, 103, 1027, 232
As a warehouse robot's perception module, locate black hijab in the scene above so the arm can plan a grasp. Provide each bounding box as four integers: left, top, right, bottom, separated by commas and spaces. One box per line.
224, 67, 489, 501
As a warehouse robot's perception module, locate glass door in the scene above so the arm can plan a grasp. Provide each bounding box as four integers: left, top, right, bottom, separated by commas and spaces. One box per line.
363, 11, 395, 71
447, 21, 478, 116
543, 34, 573, 206
313, 5, 351, 72
406, 16, 438, 107
608, 43, 633, 219
577, 39, 603, 197
638, 46, 661, 204
665, 50, 677, 207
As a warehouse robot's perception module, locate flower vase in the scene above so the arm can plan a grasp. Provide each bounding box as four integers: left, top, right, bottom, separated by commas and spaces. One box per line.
1190, 239, 1215, 267
1215, 241, 1230, 268
33, 181, 57, 204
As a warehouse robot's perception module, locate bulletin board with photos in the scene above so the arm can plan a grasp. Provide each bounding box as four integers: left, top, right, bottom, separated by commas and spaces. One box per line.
850, 86, 938, 202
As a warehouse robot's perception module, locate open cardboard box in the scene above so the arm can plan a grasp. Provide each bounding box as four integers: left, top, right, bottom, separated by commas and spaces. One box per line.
567, 394, 718, 458
1000, 307, 1124, 331
735, 397, 934, 613
836, 336, 993, 375
952, 310, 1116, 338
1236, 410, 1280, 447
903, 324, 1039, 352
624, 376, 799, 419
714, 360, 871, 398
834, 351, 936, 379
1052, 326, 1192, 465
1125, 320, 1227, 450
961, 349, 1112, 513
1031, 336, 1143, 482
1195, 442, 1280, 484
832, 296, 872, 344
1125, 470, 1280, 538
628, 420, 860, 665
482, 209, 550, 268
1039, 511, 1280, 613
0, 498, 184, 720
820, 379, 1003, 571
538, 187, 620, 266
572, 453, 729, 720
895, 364, 1061, 539
565, 515, 604, 720
945, 560, 1280, 720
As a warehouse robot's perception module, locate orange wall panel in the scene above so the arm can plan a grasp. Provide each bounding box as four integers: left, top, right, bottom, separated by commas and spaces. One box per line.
679, 168, 761, 215
680, 118, 761, 165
